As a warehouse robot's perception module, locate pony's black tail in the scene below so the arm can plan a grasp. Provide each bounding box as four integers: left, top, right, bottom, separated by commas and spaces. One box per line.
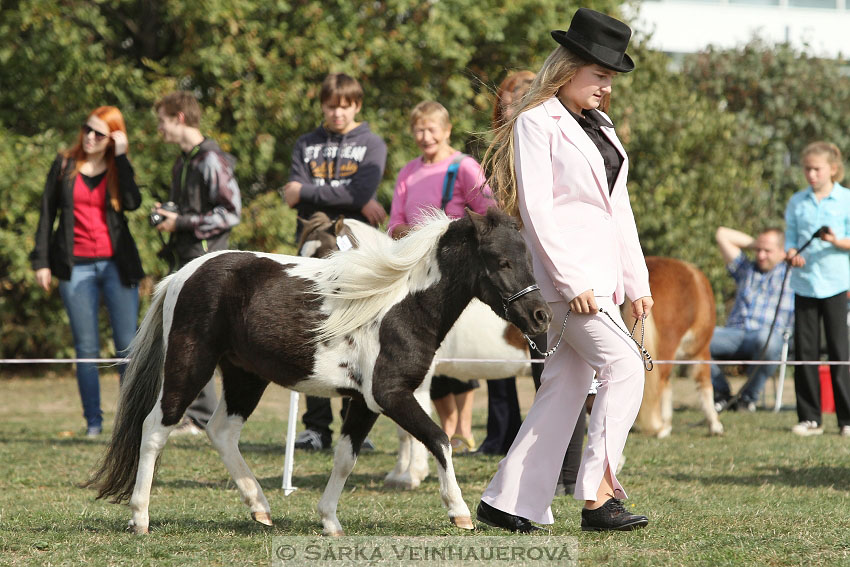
85, 276, 172, 502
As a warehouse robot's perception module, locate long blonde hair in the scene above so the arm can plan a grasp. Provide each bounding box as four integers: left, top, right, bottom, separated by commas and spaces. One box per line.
483, 47, 606, 219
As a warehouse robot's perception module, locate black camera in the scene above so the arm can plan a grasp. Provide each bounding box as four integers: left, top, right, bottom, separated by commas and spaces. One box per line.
149, 201, 179, 227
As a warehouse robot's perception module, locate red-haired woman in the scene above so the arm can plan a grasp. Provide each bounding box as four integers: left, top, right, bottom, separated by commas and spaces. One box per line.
31, 106, 144, 437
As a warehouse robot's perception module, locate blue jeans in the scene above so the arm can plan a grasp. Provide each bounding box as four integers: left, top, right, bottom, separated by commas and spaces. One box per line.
710, 326, 785, 404
59, 260, 139, 428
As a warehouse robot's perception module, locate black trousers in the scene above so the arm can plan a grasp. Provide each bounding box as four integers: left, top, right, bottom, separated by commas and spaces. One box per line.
302, 396, 350, 437
530, 333, 585, 488
476, 377, 522, 455
794, 292, 850, 427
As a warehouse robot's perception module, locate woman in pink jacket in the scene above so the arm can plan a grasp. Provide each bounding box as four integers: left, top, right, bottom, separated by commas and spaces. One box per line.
475, 8, 653, 533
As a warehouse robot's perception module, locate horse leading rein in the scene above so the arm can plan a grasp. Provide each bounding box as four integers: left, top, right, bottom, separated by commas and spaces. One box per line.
502, 284, 654, 371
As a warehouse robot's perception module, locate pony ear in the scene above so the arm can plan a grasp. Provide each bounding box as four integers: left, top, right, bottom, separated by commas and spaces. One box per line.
467, 207, 491, 237
333, 216, 346, 236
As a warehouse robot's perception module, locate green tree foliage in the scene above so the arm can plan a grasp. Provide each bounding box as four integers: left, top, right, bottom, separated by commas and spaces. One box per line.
678, 41, 850, 314
3, 2, 849, 360
612, 43, 767, 311
682, 41, 850, 218
0, 0, 620, 360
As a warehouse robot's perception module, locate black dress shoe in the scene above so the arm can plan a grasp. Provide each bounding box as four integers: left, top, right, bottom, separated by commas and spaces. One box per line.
581, 498, 649, 532
476, 501, 542, 533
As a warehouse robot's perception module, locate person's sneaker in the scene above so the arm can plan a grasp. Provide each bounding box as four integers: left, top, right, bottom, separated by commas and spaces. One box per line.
172, 417, 203, 436
360, 437, 376, 451
714, 398, 733, 413
744, 401, 757, 413
791, 421, 823, 436
85, 425, 102, 438
294, 429, 330, 450
581, 498, 649, 532
840, 425, 850, 437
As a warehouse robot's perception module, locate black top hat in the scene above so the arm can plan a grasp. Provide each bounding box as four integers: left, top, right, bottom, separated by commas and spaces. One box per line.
551, 8, 634, 73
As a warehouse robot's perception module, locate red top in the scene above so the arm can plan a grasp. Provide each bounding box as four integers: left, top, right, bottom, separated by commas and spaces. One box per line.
72, 173, 114, 258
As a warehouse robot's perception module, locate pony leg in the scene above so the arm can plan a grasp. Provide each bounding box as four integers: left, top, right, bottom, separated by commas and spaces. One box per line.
377, 391, 472, 530
692, 361, 724, 436
385, 387, 430, 490
658, 378, 674, 439
127, 338, 220, 534
318, 398, 379, 536
128, 394, 173, 535
385, 425, 413, 488
210, 360, 272, 525
409, 387, 432, 484
206, 400, 272, 525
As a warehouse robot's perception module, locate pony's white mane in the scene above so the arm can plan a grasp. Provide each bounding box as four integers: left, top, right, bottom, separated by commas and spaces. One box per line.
291, 209, 454, 342
344, 218, 393, 249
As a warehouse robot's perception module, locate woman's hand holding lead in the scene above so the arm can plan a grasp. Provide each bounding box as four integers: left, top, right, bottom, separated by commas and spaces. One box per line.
569, 289, 598, 314
632, 296, 653, 320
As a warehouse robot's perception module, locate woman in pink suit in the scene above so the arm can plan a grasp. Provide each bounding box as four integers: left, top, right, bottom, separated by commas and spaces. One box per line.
475, 8, 653, 533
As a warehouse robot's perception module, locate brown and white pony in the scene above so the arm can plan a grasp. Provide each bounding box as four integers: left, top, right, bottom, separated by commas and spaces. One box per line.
622, 256, 723, 438
86, 208, 551, 535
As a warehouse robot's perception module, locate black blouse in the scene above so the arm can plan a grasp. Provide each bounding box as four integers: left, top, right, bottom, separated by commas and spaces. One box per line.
564, 106, 623, 195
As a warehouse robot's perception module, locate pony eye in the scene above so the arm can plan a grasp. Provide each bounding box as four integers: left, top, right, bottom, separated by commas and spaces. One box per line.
499, 259, 511, 270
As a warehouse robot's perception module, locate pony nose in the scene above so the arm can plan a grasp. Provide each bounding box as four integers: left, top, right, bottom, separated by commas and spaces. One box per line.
534, 307, 551, 326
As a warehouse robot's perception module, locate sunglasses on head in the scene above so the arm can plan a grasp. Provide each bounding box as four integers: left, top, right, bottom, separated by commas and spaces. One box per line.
82, 124, 109, 140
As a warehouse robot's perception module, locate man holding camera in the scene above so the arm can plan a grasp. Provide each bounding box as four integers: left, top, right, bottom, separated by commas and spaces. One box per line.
152, 91, 242, 434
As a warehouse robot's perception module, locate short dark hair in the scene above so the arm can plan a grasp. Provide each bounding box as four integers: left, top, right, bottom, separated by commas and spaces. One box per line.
320, 73, 364, 107
760, 227, 785, 245
154, 91, 202, 127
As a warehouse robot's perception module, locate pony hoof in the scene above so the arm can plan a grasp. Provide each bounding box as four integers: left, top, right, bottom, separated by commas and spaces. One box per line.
323, 529, 345, 537
656, 427, 672, 439
450, 516, 474, 530
384, 477, 419, 491
127, 520, 148, 535
251, 511, 273, 526
709, 424, 725, 436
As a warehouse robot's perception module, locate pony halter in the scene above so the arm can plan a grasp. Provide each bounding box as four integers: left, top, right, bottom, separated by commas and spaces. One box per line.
502, 283, 571, 358
501, 284, 540, 319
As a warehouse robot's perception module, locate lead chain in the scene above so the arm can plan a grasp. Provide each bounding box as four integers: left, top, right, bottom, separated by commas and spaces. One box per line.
598, 307, 654, 371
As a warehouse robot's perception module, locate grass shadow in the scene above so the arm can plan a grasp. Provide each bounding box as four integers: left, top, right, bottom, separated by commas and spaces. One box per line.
671, 465, 850, 490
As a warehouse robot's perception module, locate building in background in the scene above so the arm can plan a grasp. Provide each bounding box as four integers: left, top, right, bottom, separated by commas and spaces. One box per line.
631, 0, 849, 59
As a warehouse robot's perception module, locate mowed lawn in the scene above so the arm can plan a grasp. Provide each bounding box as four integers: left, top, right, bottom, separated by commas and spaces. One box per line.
1, 371, 849, 566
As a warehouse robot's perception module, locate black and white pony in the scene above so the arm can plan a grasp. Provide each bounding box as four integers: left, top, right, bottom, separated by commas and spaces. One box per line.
297, 212, 533, 489
87, 208, 551, 535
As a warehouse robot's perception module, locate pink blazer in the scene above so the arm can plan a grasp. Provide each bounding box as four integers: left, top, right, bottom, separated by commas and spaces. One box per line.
515, 97, 650, 305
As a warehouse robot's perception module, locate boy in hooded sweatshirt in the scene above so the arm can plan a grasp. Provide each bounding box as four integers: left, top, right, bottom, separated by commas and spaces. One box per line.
282, 73, 387, 233
282, 73, 388, 450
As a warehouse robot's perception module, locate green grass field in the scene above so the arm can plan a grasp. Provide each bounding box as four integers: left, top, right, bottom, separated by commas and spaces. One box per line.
1, 372, 848, 566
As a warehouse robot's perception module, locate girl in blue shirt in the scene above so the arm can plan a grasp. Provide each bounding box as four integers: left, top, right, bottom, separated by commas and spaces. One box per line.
785, 141, 850, 436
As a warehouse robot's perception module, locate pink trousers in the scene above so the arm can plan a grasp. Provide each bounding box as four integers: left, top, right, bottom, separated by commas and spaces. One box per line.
481, 297, 645, 524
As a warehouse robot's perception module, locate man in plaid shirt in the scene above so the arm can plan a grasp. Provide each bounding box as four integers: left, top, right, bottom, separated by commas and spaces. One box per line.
711, 226, 795, 412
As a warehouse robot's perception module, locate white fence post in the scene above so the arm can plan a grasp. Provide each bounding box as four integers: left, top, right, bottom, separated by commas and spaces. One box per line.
282, 390, 300, 495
